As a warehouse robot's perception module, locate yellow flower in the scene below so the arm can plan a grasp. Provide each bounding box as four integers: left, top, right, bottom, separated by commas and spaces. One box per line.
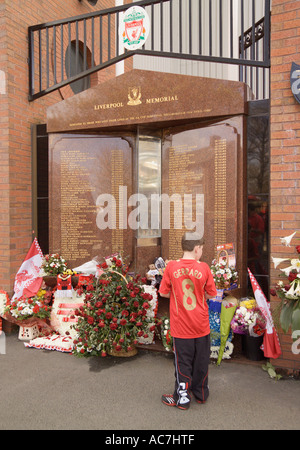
240, 298, 256, 309
37, 289, 46, 298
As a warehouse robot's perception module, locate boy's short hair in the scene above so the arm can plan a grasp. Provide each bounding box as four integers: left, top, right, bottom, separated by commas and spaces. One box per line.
181, 232, 205, 251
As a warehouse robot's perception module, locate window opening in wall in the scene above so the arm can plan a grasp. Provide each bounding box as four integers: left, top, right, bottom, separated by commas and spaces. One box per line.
32, 124, 49, 254
247, 101, 270, 298
65, 41, 91, 95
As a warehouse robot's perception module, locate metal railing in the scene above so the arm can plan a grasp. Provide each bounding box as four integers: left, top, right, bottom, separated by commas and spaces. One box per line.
28, 0, 270, 101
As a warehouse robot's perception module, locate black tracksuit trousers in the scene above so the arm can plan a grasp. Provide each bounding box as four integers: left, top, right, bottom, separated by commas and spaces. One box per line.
172, 334, 210, 407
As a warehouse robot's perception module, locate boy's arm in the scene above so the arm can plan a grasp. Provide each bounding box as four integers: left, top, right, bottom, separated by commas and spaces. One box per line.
205, 292, 216, 299
160, 292, 171, 298
204, 265, 218, 299
159, 264, 171, 298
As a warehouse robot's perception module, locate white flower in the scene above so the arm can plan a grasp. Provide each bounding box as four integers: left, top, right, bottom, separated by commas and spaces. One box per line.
272, 257, 289, 269
286, 282, 297, 299
294, 280, 300, 296
245, 312, 251, 321
280, 267, 292, 277
22, 306, 32, 315
280, 260, 300, 276
280, 231, 296, 247
291, 259, 300, 270
239, 306, 247, 315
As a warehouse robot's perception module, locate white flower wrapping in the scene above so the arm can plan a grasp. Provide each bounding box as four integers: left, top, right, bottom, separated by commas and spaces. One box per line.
137, 285, 158, 345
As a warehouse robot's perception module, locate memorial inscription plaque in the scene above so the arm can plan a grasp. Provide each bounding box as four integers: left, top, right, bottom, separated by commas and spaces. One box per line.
49, 134, 133, 268
161, 117, 246, 278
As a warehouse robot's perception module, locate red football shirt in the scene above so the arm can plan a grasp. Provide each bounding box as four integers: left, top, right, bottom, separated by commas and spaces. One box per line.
159, 259, 217, 338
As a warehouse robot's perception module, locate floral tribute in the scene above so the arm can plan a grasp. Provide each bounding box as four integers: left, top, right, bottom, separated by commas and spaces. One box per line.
230, 302, 266, 336
160, 317, 173, 351
72, 256, 155, 357
270, 231, 300, 335
4, 289, 51, 321
40, 253, 68, 276
210, 257, 238, 290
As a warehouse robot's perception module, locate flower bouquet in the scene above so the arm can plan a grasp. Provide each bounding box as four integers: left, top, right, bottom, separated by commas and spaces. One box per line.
271, 231, 300, 335
210, 257, 238, 290
216, 296, 237, 365
40, 253, 68, 276
230, 305, 266, 336
5, 293, 51, 321
4, 290, 53, 335
160, 317, 173, 351
72, 255, 154, 357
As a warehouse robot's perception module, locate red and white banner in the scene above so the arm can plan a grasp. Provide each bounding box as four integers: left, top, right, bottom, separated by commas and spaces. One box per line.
248, 268, 281, 359
12, 238, 43, 301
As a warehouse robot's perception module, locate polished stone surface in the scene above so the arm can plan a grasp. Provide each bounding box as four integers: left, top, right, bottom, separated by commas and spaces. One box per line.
49, 133, 134, 269
47, 69, 247, 133
47, 70, 248, 286
161, 117, 247, 292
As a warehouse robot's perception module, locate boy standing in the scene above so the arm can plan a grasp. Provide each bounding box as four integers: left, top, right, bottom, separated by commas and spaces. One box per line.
159, 233, 217, 410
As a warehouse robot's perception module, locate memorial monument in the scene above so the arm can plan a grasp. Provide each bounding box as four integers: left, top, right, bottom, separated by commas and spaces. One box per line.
47, 70, 248, 292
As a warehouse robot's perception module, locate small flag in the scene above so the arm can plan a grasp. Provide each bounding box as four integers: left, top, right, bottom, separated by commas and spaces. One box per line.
248, 268, 281, 359
12, 238, 43, 301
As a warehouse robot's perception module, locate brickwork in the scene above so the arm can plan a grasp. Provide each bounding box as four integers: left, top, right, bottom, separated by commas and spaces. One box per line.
0, 0, 126, 298
270, 0, 300, 372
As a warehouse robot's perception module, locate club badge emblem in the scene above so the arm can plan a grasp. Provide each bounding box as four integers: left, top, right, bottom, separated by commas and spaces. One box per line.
120, 6, 150, 51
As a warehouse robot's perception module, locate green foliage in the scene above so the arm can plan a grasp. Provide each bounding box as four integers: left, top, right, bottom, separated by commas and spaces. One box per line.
279, 300, 300, 336
262, 362, 282, 381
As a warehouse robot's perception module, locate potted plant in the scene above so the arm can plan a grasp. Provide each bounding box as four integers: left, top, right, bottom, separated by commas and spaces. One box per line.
72, 256, 155, 357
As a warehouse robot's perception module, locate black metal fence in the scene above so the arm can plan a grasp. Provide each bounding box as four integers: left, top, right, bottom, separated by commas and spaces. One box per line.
28, 0, 270, 101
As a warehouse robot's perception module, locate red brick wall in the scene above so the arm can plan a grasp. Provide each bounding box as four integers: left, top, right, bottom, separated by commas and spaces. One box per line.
270, 0, 300, 372
0, 1, 131, 297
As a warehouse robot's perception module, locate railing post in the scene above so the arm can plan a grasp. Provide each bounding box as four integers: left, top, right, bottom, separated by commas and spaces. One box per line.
263, 0, 270, 66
